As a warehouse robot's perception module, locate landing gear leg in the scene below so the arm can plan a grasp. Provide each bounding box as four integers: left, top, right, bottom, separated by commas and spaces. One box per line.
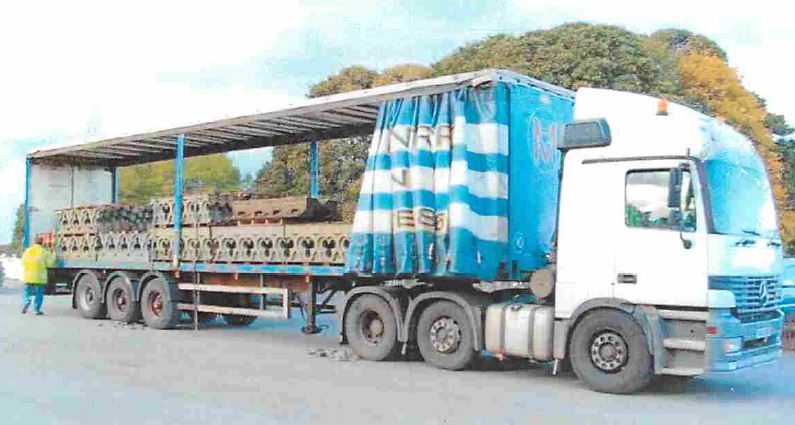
301, 278, 321, 335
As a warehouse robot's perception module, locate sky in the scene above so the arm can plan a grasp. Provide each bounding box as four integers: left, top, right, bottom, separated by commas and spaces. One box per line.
0, 0, 792, 244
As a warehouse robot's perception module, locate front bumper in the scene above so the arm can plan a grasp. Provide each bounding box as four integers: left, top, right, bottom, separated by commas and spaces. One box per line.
706, 309, 784, 373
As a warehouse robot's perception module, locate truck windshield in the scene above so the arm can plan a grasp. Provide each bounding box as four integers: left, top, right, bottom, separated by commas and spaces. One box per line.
704, 160, 779, 238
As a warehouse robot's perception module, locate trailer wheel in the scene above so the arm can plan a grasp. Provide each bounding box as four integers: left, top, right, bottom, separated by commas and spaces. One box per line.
75, 272, 106, 319
106, 277, 141, 323
222, 314, 257, 326
344, 294, 400, 361
140, 277, 180, 330
569, 309, 653, 394
416, 300, 475, 370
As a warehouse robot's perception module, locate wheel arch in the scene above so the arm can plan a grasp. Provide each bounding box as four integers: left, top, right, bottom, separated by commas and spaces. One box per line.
404, 291, 491, 351
558, 298, 664, 373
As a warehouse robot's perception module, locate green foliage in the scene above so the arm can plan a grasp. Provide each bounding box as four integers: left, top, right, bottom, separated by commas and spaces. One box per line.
766, 114, 794, 136
10, 204, 24, 255
120, 154, 241, 204
646, 29, 727, 61
308, 65, 378, 98
256, 63, 432, 220
435, 24, 660, 93
432, 34, 528, 76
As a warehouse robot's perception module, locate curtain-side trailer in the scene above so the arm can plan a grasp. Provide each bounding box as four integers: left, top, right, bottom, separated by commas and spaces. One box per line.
25, 70, 785, 393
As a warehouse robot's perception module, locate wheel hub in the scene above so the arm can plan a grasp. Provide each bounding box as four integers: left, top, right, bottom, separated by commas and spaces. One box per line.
149, 292, 163, 317
361, 311, 384, 344
113, 289, 128, 311
590, 331, 628, 373
430, 317, 461, 354
83, 287, 95, 305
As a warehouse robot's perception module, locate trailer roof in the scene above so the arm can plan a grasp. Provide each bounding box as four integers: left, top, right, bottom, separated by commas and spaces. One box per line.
27, 69, 574, 167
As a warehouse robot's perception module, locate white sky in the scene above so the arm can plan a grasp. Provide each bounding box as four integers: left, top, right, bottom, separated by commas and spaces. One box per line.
0, 0, 792, 243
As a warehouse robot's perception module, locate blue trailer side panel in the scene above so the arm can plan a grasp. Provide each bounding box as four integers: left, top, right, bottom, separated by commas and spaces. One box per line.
507, 84, 574, 274
347, 82, 573, 281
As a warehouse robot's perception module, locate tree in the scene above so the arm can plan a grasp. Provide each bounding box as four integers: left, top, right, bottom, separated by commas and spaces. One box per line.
766, 113, 794, 136
10, 204, 24, 255
256, 64, 432, 220
120, 153, 241, 204
435, 24, 660, 93
679, 53, 794, 247
307, 65, 378, 98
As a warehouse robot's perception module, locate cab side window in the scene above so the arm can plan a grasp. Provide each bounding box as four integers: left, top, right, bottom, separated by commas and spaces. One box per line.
625, 170, 696, 231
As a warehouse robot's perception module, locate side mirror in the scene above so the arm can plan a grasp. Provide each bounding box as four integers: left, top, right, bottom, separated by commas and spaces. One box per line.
559, 119, 611, 150
667, 167, 683, 209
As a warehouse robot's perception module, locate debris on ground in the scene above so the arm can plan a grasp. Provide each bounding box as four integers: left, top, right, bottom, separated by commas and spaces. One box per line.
97, 321, 146, 330
307, 348, 359, 362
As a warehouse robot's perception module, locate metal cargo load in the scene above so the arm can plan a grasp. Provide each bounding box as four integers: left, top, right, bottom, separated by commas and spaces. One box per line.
346, 81, 573, 281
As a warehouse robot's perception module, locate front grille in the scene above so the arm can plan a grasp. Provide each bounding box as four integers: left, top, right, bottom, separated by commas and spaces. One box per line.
709, 276, 782, 316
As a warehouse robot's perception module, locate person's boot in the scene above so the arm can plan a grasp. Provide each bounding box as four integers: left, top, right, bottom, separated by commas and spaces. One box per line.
22, 302, 30, 314
35, 311, 44, 316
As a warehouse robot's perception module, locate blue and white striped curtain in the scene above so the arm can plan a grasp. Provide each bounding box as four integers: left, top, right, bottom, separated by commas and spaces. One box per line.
346, 83, 510, 280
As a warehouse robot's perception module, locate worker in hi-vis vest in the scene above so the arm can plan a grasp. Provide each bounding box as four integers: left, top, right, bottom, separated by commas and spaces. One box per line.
21, 236, 55, 315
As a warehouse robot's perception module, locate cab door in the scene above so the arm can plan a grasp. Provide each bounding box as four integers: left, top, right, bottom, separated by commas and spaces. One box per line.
613, 159, 708, 307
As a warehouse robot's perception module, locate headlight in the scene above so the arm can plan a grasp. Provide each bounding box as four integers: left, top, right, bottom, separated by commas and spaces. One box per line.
723, 338, 743, 353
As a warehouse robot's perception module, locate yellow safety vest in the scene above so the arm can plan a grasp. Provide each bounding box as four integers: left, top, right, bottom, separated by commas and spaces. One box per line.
22, 244, 55, 285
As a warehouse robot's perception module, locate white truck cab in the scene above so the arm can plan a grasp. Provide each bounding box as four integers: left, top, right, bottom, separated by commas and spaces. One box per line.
553, 88, 784, 389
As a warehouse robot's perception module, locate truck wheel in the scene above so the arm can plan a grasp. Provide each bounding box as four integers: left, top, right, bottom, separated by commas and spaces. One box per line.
75, 272, 106, 319
140, 277, 180, 329
344, 294, 400, 361
223, 314, 257, 326
569, 309, 653, 394
106, 277, 141, 323
416, 300, 475, 370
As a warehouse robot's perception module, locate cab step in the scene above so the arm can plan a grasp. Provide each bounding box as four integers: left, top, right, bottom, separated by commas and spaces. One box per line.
663, 338, 706, 352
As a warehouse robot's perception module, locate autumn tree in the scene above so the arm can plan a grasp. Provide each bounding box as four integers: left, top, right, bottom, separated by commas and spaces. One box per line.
678, 53, 794, 246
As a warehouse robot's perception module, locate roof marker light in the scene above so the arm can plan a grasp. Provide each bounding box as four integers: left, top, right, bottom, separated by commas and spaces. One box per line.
656, 98, 669, 116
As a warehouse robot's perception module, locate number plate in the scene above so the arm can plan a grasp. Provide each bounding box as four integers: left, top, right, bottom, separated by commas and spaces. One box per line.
755, 327, 772, 339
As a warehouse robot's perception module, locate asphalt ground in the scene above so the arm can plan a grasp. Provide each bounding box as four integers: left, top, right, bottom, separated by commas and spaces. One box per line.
0, 279, 793, 424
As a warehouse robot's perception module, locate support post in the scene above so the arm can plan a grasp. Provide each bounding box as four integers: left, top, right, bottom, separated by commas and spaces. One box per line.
301, 277, 321, 334
172, 134, 185, 269
23, 159, 32, 249
309, 138, 319, 199
111, 166, 120, 203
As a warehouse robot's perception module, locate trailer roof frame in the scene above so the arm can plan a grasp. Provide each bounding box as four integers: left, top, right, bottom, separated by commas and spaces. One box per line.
26, 69, 574, 167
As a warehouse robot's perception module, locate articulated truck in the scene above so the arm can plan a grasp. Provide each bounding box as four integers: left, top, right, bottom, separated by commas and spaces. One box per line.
24, 69, 784, 393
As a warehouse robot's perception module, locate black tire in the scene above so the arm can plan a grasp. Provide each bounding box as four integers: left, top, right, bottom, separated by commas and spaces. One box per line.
344, 294, 400, 361
222, 314, 257, 326
569, 309, 654, 394
140, 277, 180, 329
416, 300, 476, 370
105, 277, 141, 323
75, 272, 106, 319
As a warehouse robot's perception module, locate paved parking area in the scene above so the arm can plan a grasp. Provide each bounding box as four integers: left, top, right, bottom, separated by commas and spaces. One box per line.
0, 281, 792, 424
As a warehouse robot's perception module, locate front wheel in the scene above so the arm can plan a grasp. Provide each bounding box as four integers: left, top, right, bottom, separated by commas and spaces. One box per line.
569, 309, 653, 394
416, 300, 475, 370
